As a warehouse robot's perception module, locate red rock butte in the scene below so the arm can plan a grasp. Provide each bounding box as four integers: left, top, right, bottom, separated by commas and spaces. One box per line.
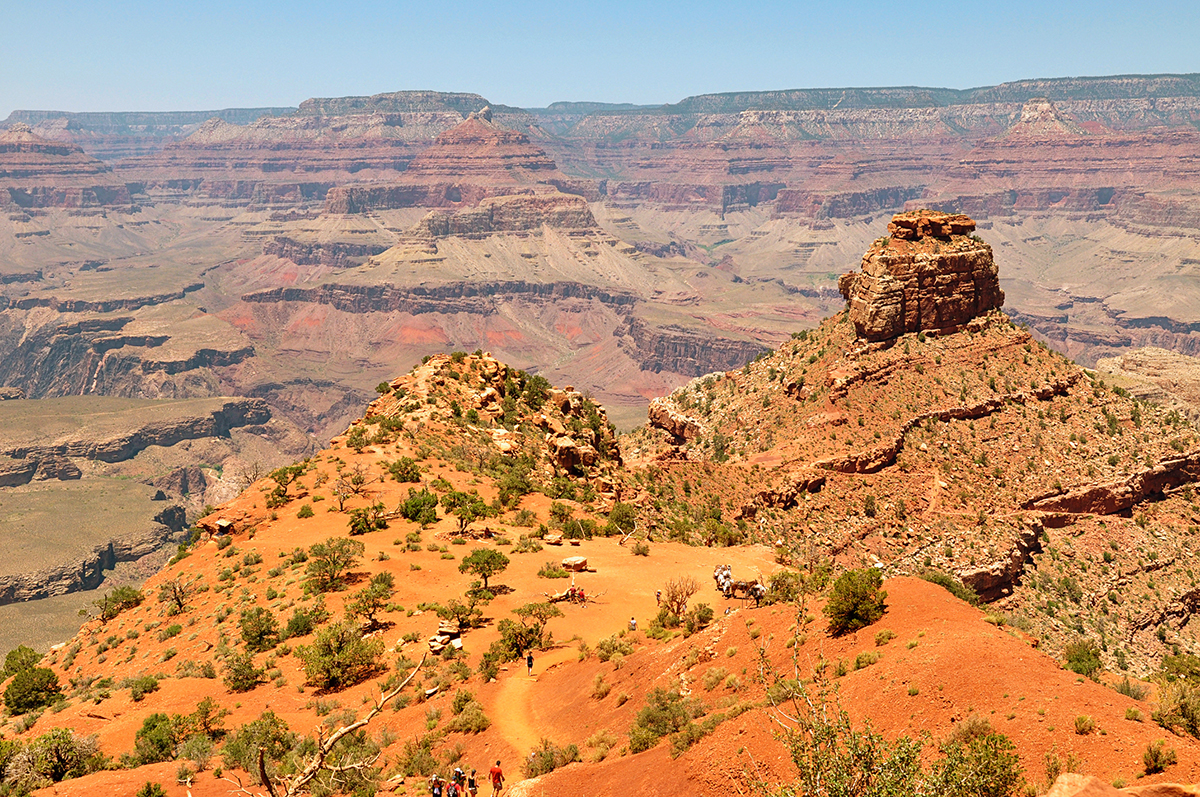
839, 210, 1005, 342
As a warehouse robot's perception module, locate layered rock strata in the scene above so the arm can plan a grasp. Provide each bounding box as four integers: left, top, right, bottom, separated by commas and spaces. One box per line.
839, 210, 1004, 342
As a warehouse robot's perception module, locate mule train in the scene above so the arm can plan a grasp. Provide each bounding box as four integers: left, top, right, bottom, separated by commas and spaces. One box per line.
712, 564, 766, 605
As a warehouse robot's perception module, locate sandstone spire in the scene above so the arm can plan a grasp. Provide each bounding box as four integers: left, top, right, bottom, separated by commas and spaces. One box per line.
838, 210, 1004, 341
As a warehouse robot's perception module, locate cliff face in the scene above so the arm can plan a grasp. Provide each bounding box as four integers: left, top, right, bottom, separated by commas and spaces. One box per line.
839, 210, 1004, 342
0, 504, 186, 605
241, 279, 637, 315
412, 192, 597, 236
0, 124, 136, 209
617, 317, 768, 377
0, 397, 270, 468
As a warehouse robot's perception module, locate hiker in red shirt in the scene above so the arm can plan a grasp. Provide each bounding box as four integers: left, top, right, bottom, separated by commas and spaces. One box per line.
489, 760, 504, 795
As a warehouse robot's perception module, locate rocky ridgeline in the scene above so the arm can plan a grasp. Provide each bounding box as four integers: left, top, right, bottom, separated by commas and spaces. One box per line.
365, 352, 623, 495
411, 192, 596, 237
839, 210, 1004, 342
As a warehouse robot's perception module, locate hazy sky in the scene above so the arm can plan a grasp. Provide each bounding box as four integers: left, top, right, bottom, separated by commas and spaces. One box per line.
3, 0, 1198, 115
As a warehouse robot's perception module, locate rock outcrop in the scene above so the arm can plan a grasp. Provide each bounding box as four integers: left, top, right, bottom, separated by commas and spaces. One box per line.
839, 210, 1004, 342
412, 192, 597, 237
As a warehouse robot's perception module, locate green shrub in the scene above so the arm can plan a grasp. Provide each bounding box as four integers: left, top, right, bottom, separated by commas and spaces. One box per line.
1074, 715, 1095, 735
282, 599, 329, 640
387, 457, 421, 482
347, 502, 388, 536
538, 561, 569, 579
683, 603, 714, 635
445, 701, 491, 734
523, 739, 580, 777
223, 651, 264, 693
1063, 640, 1102, 679
1, 728, 105, 791
1144, 739, 1177, 774
4, 666, 61, 714
125, 675, 160, 702
296, 620, 384, 691
398, 488, 439, 526
823, 568, 887, 636
221, 711, 297, 786
304, 537, 365, 592
918, 570, 981, 606
2, 645, 42, 678
92, 585, 144, 622
927, 732, 1023, 797
134, 713, 178, 765
239, 607, 280, 652
596, 634, 634, 662
628, 688, 701, 753
1114, 676, 1148, 700
297, 504, 314, 519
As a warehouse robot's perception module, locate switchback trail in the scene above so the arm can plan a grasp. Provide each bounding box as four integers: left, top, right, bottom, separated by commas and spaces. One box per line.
491, 646, 578, 758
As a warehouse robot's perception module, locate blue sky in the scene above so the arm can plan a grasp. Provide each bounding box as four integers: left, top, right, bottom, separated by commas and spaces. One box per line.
2, 0, 1198, 115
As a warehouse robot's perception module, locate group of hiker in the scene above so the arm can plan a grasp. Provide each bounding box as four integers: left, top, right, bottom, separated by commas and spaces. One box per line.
428, 761, 505, 796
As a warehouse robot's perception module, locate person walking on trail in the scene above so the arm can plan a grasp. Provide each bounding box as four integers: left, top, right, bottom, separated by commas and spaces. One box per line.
656, 589, 661, 605
467, 769, 479, 797
489, 760, 504, 796
526, 651, 534, 676
629, 616, 637, 631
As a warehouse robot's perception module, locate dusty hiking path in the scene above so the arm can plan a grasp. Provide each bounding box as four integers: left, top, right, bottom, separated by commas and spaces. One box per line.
492, 646, 580, 757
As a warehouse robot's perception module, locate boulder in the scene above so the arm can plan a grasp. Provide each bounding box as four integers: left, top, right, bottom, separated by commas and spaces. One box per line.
562, 556, 588, 572
840, 210, 1004, 342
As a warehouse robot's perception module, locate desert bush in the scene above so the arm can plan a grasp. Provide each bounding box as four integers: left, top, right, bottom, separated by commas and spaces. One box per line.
296, 620, 384, 691
399, 487, 439, 526
765, 570, 803, 604
124, 675, 160, 702
703, 668, 729, 692
223, 651, 265, 693
221, 710, 297, 786
305, 537, 364, 592
918, 570, 981, 606
282, 599, 329, 640
347, 572, 396, 629
1063, 640, 1102, 679
387, 457, 421, 482
348, 503, 388, 536
1153, 679, 1200, 737
523, 739, 580, 777
629, 688, 702, 753
1114, 676, 1148, 700
92, 585, 144, 622
1144, 739, 1177, 774
445, 701, 490, 734
458, 548, 510, 590
684, 603, 714, 635
538, 560, 569, 578
875, 629, 896, 646
2, 645, 42, 678
1, 729, 105, 792
596, 634, 634, 662
823, 568, 887, 636
1074, 715, 1095, 735
133, 713, 178, 765
4, 667, 61, 714
632, 540, 650, 556
239, 607, 280, 652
